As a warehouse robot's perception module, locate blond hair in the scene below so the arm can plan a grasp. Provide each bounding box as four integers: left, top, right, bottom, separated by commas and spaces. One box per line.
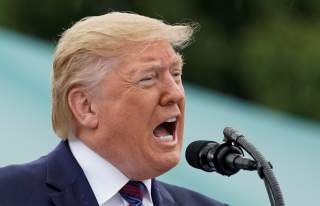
52, 11, 196, 139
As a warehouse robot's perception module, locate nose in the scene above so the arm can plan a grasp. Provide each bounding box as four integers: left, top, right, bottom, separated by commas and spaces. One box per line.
159, 76, 185, 106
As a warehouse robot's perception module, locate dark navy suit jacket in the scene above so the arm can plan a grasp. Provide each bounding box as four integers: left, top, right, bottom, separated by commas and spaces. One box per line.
0, 141, 227, 206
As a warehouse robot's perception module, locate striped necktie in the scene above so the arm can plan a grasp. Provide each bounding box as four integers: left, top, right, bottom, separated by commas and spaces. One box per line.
119, 180, 146, 206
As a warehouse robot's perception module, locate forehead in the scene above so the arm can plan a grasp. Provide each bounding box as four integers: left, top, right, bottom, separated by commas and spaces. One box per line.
122, 41, 182, 68
139, 41, 177, 59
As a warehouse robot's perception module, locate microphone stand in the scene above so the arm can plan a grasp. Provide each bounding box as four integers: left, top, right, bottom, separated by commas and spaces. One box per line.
223, 127, 285, 206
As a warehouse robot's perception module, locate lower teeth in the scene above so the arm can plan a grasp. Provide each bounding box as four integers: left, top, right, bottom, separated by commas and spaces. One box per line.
159, 135, 173, 142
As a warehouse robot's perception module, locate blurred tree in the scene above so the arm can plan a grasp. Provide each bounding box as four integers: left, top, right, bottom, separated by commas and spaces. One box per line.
0, 0, 133, 41
240, 18, 320, 120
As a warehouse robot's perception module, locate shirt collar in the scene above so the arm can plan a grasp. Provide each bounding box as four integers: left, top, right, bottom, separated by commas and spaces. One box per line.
68, 136, 152, 205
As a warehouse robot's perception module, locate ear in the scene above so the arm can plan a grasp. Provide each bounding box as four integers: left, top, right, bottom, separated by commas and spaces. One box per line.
67, 87, 98, 129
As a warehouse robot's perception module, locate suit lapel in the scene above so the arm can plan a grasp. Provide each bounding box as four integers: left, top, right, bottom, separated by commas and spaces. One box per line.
49, 178, 98, 206
46, 141, 99, 206
151, 179, 175, 206
48, 187, 78, 206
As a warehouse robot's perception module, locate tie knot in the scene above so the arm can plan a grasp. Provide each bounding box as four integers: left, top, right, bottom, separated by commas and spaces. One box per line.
119, 181, 146, 206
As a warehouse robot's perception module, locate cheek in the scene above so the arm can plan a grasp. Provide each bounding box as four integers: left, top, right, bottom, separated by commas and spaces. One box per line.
101, 95, 156, 137
125, 91, 160, 119
97, 87, 161, 145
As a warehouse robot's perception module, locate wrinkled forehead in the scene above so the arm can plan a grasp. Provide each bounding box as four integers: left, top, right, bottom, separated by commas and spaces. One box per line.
119, 40, 183, 69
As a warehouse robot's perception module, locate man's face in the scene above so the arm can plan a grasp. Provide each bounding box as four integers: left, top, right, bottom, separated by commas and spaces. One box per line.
88, 40, 185, 180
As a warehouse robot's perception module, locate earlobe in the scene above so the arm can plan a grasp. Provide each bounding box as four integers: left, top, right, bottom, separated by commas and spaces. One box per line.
85, 102, 99, 129
67, 88, 98, 129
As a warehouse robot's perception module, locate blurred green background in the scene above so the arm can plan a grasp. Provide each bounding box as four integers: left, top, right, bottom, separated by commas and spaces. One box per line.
1, 0, 320, 121
1, 1, 320, 206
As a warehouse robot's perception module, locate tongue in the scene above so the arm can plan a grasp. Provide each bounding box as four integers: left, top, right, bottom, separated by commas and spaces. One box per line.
153, 125, 170, 137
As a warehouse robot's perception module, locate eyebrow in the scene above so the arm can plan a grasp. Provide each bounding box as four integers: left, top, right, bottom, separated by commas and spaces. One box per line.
137, 62, 182, 77
127, 54, 183, 78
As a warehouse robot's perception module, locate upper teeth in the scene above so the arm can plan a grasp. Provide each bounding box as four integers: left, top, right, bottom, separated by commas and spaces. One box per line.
165, 117, 176, 123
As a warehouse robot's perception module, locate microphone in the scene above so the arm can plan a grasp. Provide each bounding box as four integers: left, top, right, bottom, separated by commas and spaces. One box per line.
185, 140, 257, 176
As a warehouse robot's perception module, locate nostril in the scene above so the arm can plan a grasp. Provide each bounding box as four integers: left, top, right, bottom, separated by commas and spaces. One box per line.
160, 85, 185, 106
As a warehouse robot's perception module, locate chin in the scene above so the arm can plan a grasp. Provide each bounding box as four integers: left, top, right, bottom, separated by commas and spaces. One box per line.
154, 152, 181, 175
125, 154, 180, 180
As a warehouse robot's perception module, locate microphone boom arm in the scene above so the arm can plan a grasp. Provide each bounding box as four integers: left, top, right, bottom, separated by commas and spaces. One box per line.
223, 127, 285, 206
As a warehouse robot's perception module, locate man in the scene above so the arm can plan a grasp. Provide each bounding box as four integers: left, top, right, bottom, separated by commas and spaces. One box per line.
0, 12, 227, 206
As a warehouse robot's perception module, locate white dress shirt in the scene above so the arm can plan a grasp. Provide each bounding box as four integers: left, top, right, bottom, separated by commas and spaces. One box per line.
68, 136, 154, 206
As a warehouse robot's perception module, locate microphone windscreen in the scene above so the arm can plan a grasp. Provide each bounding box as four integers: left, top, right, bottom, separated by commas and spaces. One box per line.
185, 140, 212, 169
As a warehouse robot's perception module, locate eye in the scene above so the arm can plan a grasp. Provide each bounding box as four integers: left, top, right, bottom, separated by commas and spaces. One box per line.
138, 73, 156, 87
171, 70, 183, 79
140, 76, 154, 81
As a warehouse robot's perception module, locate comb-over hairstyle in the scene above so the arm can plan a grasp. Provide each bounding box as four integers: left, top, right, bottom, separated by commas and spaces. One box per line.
51, 12, 196, 139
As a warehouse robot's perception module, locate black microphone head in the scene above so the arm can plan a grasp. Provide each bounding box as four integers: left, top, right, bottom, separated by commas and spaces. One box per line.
186, 138, 248, 176
185, 140, 217, 172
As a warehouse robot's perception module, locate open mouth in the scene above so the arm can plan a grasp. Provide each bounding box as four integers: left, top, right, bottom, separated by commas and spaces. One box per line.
153, 117, 177, 142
